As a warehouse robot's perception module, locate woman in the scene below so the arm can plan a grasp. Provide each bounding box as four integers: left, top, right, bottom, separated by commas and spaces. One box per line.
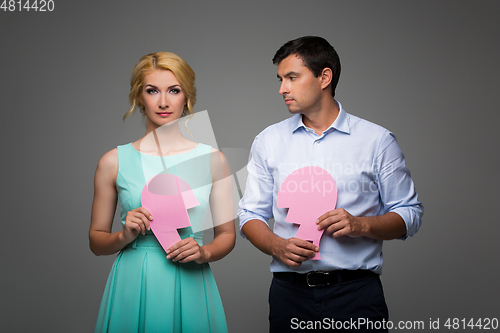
90, 52, 235, 333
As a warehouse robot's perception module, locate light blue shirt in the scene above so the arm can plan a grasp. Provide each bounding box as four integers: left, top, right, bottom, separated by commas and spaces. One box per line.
238, 102, 423, 274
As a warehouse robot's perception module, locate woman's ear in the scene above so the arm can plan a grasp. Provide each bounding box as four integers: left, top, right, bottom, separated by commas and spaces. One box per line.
137, 91, 144, 105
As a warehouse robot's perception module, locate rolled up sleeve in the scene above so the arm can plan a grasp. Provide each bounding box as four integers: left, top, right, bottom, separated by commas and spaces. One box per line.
237, 133, 275, 237
376, 132, 423, 239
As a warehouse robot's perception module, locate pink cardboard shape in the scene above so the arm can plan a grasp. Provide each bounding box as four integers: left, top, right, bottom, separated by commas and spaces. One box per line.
141, 173, 199, 252
276, 166, 337, 260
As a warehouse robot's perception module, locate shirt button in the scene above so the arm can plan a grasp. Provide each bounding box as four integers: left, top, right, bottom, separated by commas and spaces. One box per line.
315, 140, 320, 144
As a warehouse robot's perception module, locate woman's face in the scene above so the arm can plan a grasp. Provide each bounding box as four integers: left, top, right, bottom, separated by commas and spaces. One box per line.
141, 70, 186, 129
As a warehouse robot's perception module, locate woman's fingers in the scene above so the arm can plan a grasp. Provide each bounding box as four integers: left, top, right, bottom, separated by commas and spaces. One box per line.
136, 207, 153, 230
125, 208, 153, 235
167, 238, 201, 262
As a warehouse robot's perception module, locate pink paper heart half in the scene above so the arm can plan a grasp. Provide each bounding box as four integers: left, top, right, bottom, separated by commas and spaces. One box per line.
141, 173, 200, 252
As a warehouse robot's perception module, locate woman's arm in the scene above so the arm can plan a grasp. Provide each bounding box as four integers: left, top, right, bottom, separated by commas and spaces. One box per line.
89, 149, 152, 255
198, 150, 236, 262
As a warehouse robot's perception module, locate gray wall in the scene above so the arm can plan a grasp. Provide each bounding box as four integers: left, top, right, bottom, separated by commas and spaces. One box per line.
1, 1, 499, 332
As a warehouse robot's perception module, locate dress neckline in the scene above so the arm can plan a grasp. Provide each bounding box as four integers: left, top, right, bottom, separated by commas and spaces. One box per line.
129, 142, 203, 157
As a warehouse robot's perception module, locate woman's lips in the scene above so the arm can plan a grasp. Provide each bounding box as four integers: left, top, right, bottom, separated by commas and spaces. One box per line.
157, 112, 173, 117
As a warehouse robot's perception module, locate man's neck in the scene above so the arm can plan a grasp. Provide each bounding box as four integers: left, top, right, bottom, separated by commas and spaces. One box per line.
301, 98, 339, 135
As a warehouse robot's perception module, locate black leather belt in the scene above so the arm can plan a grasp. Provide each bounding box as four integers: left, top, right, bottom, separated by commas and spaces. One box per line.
273, 269, 377, 287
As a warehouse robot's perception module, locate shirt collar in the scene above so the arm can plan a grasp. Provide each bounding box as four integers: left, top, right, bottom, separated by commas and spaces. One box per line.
331, 101, 350, 134
291, 100, 351, 135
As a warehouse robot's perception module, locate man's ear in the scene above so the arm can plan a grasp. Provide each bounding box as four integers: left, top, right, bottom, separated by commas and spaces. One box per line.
320, 67, 333, 91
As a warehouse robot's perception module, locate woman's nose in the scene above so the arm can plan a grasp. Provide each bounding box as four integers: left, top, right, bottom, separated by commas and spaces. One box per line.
159, 93, 168, 109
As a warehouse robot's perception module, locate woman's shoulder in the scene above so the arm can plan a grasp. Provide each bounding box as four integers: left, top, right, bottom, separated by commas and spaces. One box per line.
100, 147, 118, 162
96, 148, 119, 178
208, 147, 232, 180
206, 146, 225, 161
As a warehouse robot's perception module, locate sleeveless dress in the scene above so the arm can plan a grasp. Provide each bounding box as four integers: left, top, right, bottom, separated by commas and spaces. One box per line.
94, 143, 228, 333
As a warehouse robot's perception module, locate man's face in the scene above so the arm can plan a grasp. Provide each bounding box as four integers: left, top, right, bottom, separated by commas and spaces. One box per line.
277, 54, 323, 115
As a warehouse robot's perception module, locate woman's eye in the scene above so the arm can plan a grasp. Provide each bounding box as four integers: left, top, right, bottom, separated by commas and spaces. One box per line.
169, 88, 181, 94
146, 88, 158, 94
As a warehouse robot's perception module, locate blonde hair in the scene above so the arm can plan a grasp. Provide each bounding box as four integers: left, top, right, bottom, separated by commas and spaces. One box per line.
123, 52, 196, 120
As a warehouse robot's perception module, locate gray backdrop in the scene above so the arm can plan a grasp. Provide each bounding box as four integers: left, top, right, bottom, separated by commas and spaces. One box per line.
1, 1, 499, 332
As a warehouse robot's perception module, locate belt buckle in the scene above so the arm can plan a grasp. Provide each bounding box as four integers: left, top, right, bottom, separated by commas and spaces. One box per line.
306, 270, 330, 287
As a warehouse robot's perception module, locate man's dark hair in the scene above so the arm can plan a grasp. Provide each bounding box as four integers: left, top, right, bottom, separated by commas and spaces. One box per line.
272, 36, 341, 98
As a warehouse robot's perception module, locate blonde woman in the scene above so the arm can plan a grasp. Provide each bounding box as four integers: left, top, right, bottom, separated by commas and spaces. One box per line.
90, 52, 235, 332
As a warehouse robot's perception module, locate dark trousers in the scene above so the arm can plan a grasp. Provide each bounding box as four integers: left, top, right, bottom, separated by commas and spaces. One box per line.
269, 273, 389, 332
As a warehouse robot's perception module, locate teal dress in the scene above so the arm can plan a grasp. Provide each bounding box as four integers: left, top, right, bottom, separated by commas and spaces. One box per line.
94, 143, 228, 333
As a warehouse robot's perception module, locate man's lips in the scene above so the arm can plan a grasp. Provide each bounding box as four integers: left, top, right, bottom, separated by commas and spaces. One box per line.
284, 98, 294, 105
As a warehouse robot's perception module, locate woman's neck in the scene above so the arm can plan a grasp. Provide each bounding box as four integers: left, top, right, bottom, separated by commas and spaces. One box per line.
136, 119, 195, 156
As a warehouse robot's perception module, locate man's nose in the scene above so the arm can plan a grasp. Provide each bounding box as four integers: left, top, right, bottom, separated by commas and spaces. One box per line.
278, 81, 289, 96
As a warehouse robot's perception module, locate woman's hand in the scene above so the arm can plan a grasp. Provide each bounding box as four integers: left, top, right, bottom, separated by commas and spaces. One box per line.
166, 237, 208, 264
122, 207, 153, 244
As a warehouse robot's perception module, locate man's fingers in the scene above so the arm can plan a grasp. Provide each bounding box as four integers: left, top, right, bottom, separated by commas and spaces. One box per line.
325, 221, 343, 235
316, 210, 334, 223
284, 238, 318, 262
317, 215, 341, 231
283, 259, 302, 267
316, 209, 341, 223
290, 237, 319, 252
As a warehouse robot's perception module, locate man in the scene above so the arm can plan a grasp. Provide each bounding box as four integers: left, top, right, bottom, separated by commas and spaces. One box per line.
238, 36, 423, 332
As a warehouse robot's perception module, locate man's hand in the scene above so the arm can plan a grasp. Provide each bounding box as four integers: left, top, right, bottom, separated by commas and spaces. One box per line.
316, 209, 407, 240
272, 237, 318, 267
242, 219, 319, 268
316, 208, 367, 238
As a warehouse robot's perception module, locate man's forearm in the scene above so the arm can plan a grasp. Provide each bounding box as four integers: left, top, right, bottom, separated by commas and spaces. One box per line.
361, 212, 407, 240
241, 219, 282, 256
